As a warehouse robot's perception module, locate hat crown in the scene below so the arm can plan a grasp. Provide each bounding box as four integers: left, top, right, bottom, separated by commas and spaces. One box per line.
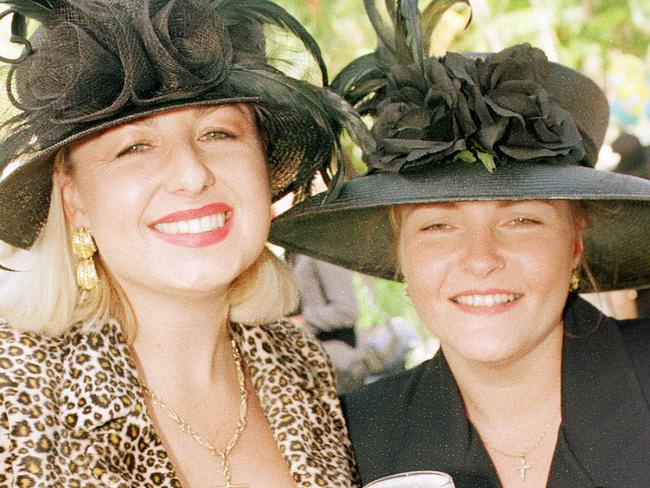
363, 44, 608, 173
8, 0, 256, 129
332, 1, 609, 175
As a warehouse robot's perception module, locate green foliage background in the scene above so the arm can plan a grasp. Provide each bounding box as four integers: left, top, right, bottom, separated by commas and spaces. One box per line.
276, 0, 650, 137
276, 0, 649, 72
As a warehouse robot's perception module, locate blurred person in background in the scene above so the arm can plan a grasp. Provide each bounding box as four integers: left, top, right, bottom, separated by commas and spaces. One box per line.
289, 253, 366, 393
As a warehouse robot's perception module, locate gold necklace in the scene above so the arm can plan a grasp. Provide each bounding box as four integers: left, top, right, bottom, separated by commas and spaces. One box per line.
481, 407, 561, 483
141, 338, 249, 488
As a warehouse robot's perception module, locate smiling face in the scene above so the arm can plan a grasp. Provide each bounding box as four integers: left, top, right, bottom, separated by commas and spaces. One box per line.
398, 200, 584, 365
58, 104, 271, 303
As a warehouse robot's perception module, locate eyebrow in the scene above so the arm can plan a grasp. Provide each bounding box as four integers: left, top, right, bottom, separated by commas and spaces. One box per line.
409, 199, 556, 213
195, 104, 249, 117
497, 200, 556, 209
127, 104, 250, 128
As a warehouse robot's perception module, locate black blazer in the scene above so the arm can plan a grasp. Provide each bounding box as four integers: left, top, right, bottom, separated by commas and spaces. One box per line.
342, 298, 650, 487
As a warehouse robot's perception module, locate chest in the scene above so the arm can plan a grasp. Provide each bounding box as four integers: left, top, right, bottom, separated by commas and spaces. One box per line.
145, 388, 297, 488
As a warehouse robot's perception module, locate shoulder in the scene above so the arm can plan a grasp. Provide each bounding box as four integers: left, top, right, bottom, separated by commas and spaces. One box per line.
235, 319, 336, 387
0, 321, 66, 382
261, 319, 327, 360
0, 321, 66, 425
617, 316, 650, 340
0, 318, 66, 345
245, 319, 330, 357
616, 316, 650, 374
342, 356, 439, 428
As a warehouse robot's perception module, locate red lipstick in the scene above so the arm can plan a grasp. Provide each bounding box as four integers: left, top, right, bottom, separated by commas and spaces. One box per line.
150, 203, 233, 248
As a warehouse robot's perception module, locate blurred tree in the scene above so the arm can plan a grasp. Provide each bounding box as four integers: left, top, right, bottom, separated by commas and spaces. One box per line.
277, 0, 648, 75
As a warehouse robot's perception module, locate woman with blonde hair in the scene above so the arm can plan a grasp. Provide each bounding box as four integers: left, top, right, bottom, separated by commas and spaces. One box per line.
271, 1, 650, 487
0, 0, 361, 486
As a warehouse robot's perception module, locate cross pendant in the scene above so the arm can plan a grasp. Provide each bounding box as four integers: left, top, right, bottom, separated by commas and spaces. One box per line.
517, 456, 531, 481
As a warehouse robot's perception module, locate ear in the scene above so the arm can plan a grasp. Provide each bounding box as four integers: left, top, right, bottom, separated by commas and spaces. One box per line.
54, 170, 89, 229
572, 215, 586, 266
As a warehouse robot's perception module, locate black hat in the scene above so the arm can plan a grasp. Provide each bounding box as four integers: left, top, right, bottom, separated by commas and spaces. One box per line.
270, 0, 650, 292
611, 133, 650, 180
0, 0, 358, 249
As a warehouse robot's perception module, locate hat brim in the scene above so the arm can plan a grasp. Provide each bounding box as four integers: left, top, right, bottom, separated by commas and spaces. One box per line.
0, 95, 332, 249
270, 161, 650, 292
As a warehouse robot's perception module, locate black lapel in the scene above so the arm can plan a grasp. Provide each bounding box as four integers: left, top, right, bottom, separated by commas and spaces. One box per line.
395, 354, 500, 488
550, 297, 650, 487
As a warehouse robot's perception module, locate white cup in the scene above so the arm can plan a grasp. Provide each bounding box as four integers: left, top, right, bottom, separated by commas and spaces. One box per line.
364, 471, 455, 488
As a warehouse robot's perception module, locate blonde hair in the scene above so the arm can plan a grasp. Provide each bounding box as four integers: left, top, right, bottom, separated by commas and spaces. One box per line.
0, 152, 298, 340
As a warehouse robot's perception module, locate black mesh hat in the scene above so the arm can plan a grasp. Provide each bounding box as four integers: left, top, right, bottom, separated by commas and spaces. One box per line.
0, 0, 362, 249
270, 0, 650, 292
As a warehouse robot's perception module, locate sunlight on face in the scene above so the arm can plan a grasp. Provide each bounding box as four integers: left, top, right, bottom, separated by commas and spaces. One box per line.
59, 104, 272, 303
398, 200, 584, 365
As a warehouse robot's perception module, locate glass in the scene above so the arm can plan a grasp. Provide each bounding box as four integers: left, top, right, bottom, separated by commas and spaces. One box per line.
364, 471, 455, 488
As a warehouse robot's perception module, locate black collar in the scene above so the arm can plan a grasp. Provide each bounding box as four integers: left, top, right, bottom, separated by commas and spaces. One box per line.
551, 297, 650, 486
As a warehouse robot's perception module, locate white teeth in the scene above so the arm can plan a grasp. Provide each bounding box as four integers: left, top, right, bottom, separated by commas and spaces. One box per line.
154, 213, 228, 235
453, 294, 518, 307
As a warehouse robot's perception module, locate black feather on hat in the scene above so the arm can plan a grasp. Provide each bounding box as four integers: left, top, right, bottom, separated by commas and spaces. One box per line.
0, 0, 369, 249
270, 0, 650, 292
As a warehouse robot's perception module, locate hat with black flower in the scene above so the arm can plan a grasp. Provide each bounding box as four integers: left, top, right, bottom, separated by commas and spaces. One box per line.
270, 0, 650, 292
0, 0, 367, 249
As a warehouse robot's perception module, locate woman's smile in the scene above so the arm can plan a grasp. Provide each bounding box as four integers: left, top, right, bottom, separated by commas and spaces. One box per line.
150, 203, 234, 247
450, 290, 523, 314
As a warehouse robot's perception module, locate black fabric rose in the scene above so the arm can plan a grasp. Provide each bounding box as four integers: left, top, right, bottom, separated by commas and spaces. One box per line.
10, 4, 157, 127
368, 43, 586, 173
462, 44, 584, 163
12, 22, 126, 123
370, 58, 475, 172
10, 0, 235, 127
137, 0, 233, 102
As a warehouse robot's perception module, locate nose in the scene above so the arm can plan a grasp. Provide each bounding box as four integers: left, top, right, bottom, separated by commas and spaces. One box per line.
460, 226, 505, 278
163, 142, 216, 195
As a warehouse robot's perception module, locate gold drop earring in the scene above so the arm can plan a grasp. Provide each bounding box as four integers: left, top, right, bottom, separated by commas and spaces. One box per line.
569, 269, 580, 292
72, 227, 99, 291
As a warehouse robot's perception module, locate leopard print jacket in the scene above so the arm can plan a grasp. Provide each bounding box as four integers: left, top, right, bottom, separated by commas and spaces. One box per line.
0, 319, 360, 487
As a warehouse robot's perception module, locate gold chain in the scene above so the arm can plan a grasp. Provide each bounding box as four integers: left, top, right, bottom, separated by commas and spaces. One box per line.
140, 338, 249, 488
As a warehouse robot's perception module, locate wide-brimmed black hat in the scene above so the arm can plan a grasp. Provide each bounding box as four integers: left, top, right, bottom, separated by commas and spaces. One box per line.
612, 133, 650, 180
0, 0, 359, 249
270, 1, 650, 292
